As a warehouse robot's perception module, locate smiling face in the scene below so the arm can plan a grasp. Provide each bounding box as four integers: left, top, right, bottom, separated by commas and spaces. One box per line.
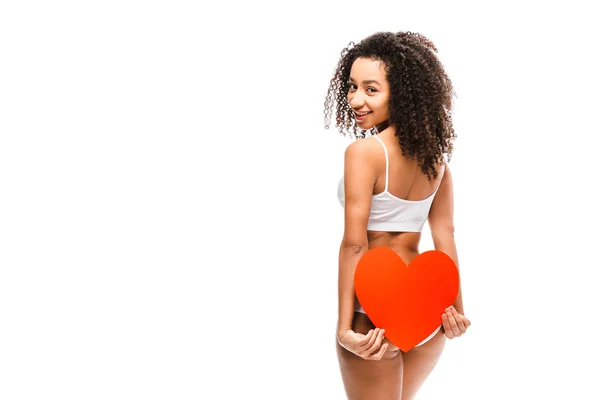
347, 57, 391, 130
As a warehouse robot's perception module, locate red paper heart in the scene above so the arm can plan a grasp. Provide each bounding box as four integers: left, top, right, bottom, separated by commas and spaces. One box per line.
354, 247, 459, 352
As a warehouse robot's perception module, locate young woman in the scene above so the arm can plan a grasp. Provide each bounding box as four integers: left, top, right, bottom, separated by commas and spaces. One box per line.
324, 31, 471, 399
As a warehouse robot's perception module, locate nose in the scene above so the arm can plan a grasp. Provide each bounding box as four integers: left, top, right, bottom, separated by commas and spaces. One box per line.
348, 90, 365, 109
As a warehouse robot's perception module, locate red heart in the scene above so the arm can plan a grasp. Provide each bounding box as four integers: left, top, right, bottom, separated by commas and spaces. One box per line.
354, 247, 459, 352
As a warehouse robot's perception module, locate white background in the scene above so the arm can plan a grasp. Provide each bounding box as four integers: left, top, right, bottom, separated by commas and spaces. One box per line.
1, 1, 599, 399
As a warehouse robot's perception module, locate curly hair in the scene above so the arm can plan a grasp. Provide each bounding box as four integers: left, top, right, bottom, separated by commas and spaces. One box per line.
324, 31, 457, 180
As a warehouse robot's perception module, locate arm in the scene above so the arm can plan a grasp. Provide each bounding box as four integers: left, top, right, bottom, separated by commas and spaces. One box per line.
427, 161, 465, 316
337, 140, 377, 338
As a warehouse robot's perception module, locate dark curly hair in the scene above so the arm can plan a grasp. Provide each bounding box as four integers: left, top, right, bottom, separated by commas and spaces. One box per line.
324, 31, 457, 180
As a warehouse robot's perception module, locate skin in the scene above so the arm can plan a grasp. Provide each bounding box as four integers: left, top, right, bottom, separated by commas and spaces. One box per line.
336, 58, 471, 399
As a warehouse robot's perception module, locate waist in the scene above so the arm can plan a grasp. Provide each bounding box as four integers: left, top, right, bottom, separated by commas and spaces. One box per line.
367, 231, 421, 258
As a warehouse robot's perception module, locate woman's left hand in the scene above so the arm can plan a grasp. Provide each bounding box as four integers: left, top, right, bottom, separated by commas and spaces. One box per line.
441, 306, 471, 339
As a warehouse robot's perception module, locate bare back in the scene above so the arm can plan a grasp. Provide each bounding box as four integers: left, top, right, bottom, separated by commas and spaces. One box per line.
366, 131, 446, 254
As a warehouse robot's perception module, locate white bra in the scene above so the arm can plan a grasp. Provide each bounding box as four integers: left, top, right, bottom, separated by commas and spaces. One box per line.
337, 135, 445, 233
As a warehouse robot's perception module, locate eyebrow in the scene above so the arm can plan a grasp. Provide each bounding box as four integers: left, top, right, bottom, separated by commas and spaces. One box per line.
348, 77, 381, 86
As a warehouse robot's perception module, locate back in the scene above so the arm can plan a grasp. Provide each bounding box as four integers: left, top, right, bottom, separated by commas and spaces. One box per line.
338, 133, 446, 239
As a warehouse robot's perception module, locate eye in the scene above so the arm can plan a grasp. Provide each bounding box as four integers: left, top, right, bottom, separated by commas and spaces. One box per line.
348, 83, 357, 90
366, 87, 377, 93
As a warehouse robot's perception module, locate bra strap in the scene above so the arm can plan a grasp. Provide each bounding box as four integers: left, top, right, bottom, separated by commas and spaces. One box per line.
373, 135, 389, 192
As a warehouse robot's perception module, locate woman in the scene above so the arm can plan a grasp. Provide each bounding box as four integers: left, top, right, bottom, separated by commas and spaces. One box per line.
324, 31, 471, 399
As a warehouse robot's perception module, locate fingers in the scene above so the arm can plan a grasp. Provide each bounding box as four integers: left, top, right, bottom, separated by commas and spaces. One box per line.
451, 307, 467, 333
365, 328, 386, 360
357, 328, 386, 360
446, 307, 461, 336
369, 342, 389, 360
364, 328, 382, 349
441, 313, 454, 339
367, 328, 385, 353
441, 306, 470, 339
358, 329, 377, 349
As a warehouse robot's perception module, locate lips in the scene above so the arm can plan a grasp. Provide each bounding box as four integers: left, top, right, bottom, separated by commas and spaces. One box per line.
355, 111, 372, 120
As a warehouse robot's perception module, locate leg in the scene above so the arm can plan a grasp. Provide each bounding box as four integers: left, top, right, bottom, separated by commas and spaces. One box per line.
336, 312, 404, 400
400, 327, 446, 400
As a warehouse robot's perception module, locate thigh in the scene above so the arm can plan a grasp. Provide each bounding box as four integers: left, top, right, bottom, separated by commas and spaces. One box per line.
335, 312, 404, 400
400, 328, 446, 400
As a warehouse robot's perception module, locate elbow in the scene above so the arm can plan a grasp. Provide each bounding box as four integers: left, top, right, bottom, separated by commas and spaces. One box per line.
432, 225, 455, 244
339, 240, 368, 255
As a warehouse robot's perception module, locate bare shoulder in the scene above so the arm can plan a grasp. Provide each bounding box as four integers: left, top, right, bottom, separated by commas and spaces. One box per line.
344, 136, 381, 163
341, 137, 381, 247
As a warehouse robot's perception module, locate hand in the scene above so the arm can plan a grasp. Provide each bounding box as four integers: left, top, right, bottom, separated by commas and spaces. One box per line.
337, 328, 389, 360
441, 306, 471, 339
